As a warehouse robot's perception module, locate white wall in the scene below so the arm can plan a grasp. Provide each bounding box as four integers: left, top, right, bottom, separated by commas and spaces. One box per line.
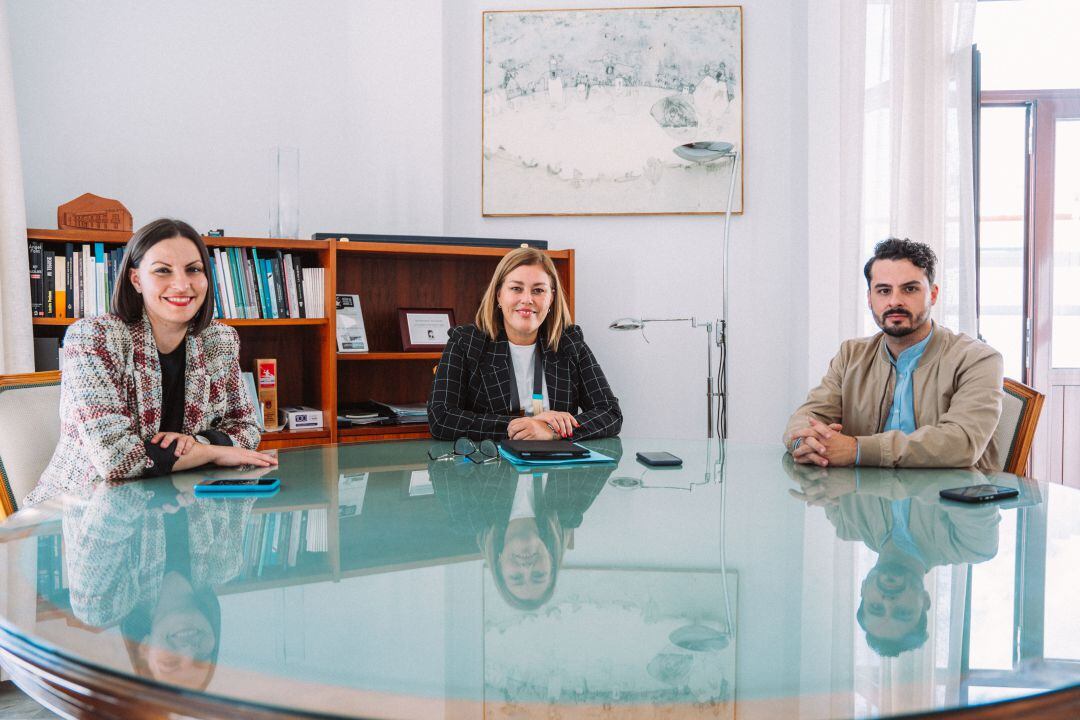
6, 0, 445, 237
6, 0, 810, 438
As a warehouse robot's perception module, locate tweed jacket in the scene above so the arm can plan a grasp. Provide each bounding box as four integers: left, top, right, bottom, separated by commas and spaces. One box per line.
428, 324, 622, 441
25, 314, 261, 505
62, 481, 253, 628
783, 323, 1004, 472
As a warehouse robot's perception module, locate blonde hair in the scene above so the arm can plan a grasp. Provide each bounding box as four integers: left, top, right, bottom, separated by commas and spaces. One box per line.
475, 247, 572, 351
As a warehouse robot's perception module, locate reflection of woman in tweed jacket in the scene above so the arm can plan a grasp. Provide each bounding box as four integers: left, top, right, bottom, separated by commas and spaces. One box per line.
63, 479, 254, 690
25, 219, 275, 506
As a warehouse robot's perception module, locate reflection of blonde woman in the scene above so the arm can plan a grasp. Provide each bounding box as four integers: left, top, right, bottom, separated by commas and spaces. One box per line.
479, 478, 570, 610
430, 442, 621, 610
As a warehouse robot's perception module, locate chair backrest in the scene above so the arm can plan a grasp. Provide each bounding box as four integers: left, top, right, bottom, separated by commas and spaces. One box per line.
993, 378, 1045, 475
0, 371, 62, 519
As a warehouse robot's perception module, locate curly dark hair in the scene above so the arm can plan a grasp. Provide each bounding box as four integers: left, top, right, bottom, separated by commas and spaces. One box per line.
863, 238, 937, 287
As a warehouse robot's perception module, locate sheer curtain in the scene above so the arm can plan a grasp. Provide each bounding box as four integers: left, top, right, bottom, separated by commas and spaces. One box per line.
806, 0, 978, 382
0, 2, 32, 374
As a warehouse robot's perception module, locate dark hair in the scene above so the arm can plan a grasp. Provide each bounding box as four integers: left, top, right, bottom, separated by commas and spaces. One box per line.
112, 218, 215, 335
863, 238, 937, 287
856, 600, 929, 657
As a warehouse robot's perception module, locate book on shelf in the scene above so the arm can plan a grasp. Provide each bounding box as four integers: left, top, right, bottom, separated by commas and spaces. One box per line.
28, 241, 43, 316
44, 250, 55, 316
335, 294, 369, 352
240, 371, 264, 429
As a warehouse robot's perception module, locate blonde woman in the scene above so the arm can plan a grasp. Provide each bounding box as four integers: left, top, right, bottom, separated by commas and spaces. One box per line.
428, 247, 622, 441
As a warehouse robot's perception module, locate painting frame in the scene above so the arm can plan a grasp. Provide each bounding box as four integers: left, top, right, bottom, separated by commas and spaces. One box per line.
482, 5, 744, 217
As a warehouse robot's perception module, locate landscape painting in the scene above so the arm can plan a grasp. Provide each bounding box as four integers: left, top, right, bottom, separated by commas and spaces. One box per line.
482, 6, 743, 216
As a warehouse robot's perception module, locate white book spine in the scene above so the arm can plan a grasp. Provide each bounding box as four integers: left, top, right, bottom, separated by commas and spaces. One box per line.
81, 244, 94, 316
283, 254, 299, 318
218, 248, 237, 319
95, 253, 106, 317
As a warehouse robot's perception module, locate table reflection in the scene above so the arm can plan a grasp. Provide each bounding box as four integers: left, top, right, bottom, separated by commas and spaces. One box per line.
429, 440, 621, 610
62, 478, 254, 690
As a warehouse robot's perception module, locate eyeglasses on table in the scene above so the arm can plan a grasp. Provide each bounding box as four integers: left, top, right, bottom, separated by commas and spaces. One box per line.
427, 437, 500, 464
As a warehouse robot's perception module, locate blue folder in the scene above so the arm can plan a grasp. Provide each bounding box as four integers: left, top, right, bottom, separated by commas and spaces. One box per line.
498, 445, 616, 467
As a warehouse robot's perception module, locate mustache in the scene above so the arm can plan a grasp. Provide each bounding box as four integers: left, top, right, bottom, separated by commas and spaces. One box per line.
882, 309, 912, 319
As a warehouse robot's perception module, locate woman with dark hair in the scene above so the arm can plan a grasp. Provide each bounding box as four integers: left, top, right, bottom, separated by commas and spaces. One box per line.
427, 246, 622, 442
25, 218, 275, 505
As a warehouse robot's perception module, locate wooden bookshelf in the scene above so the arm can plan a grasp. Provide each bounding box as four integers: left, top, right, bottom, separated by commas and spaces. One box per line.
26, 229, 574, 450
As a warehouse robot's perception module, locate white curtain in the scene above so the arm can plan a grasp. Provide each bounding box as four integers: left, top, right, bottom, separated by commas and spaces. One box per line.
0, 1, 32, 374
807, 0, 978, 382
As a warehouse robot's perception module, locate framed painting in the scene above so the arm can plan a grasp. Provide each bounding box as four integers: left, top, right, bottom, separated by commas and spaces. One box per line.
482, 6, 743, 216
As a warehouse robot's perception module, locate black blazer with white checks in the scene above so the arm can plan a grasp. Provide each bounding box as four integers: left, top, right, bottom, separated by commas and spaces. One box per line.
428, 324, 622, 441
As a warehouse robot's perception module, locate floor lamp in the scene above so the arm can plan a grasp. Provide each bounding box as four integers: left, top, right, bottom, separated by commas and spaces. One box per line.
609, 317, 719, 438
609, 142, 739, 439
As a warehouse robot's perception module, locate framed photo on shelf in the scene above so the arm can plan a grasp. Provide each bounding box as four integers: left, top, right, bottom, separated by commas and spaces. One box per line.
398, 308, 455, 351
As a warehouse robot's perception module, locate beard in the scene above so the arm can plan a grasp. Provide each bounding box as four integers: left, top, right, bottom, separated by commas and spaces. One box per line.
875, 307, 930, 337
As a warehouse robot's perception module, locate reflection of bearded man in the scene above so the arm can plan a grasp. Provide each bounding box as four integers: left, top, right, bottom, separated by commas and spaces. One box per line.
857, 555, 930, 656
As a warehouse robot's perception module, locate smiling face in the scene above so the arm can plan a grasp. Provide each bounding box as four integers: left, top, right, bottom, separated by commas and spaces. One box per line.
499, 518, 554, 602
140, 605, 216, 688
129, 235, 208, 334
867, 258, 938, 340
496, 263, 554, 345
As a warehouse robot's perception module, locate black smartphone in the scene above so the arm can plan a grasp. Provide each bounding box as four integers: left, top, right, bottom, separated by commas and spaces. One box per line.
939, 484, 1019, 503
636, 451, 683, 467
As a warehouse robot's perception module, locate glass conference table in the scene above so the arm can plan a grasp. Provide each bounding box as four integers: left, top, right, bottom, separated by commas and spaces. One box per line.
1, 438, 1078, 720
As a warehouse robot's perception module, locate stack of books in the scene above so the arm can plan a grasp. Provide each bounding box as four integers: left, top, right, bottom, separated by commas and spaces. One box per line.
29, 241, 121, 318
208, 248, 325, 320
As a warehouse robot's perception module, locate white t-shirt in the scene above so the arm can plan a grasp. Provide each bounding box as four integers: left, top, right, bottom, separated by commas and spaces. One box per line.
508, 342, 550, 416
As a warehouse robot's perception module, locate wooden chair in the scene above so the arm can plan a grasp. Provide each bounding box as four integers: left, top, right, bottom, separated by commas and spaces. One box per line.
0, 371, 61, 520
994, 378, 1045, 475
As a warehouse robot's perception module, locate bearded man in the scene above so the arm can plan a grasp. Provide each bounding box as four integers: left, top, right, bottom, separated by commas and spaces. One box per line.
783, 238, 1004, 472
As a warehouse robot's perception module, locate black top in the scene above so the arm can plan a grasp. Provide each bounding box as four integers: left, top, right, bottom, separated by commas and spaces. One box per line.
143, 345, 187, 477
158, 344, 186, 434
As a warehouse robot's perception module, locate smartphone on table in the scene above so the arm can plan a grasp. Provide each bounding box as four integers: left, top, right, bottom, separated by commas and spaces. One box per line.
636, 451, 683, 467
939, 484, 1019, 503
193, 477, 280, 496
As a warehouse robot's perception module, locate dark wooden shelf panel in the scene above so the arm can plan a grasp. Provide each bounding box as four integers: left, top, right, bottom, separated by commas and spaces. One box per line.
260, 428, 329, 442
338, 423, 430, 441
338, 352, 441, 361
